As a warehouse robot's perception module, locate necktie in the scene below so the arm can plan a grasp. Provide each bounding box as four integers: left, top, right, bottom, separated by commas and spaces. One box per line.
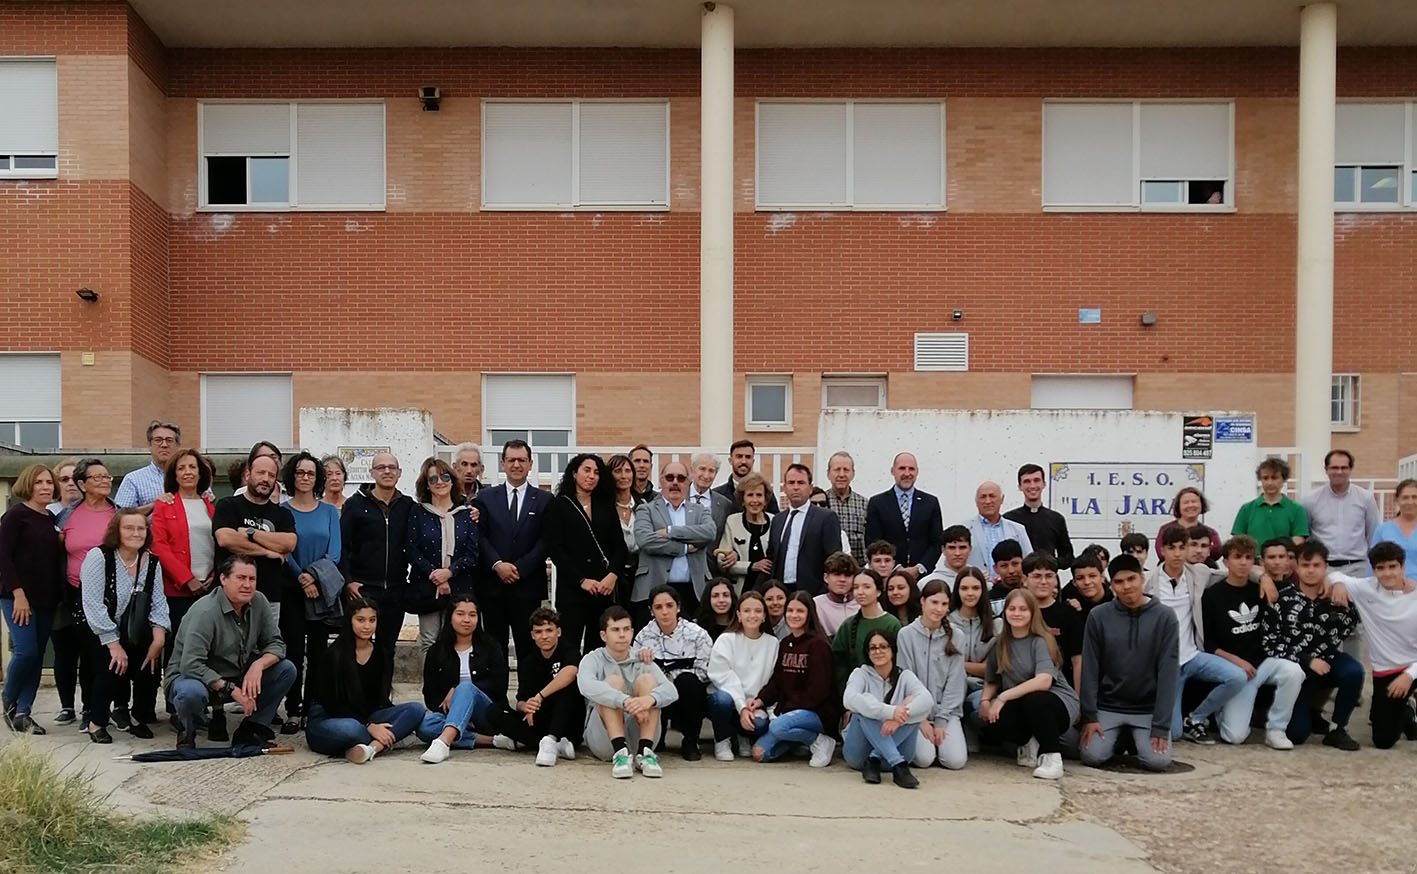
778, 509, 799, 569
509, 486, 520, 524
694, 494, 704, 504
899, 492, 911, 530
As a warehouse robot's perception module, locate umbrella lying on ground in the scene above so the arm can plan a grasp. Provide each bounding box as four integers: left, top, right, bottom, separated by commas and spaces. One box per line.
114, 745, 295, 762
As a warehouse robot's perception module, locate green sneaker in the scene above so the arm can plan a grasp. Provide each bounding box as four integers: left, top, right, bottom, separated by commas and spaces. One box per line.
636, 750, 662, 778
611, 750, 633, 778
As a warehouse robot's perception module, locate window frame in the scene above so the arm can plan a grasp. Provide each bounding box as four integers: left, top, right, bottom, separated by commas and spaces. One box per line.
1041, 99, 1235, 213
197, 100, 387, 213
480, 372, 577, 473
821, 375, 887, 410
754, 99, 946, 212
0, 57, 59, 180
198, 372, 294, 450
479, 99, 671, 211
1330, 373, 1361, 431
1333, 101, 1416, 213
0, 351, 62, 447
745, 375, 794, 432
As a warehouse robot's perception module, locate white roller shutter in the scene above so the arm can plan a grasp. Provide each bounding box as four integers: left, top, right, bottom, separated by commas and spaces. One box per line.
482, 102, 573, 206
578, 102, 668, 205
0, 354, 61, 420
756, 102, 849, 207
201, 374, 292, 449
0, 59, 57, 155
1335, 103, 1406, 165
853, 103, 944, 207
1043, 103, 1134, 206
295, 103, 386, 207
201, 104, 291, 155
1030, 375, 1133, 410
1139, 103, 1230, 180
482, 374, 574, 429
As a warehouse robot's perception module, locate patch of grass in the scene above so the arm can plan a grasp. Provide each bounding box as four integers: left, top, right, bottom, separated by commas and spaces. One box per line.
0, 740, 240, 874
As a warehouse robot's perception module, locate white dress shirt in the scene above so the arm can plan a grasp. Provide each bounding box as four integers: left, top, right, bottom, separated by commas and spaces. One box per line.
780, 502, 811, 586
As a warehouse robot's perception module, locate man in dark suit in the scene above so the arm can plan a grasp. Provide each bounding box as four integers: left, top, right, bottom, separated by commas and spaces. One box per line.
471, 439, 550, 661
764, 463, 841, 596
713, 439, 780, 514
865, 452, 944, 582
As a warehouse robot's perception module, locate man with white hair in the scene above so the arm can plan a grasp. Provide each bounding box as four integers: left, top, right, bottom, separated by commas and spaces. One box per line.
824, 451, 868, 565
967, 481, 1033, 579
689, 452, 733, 552
455, 443, 487, 502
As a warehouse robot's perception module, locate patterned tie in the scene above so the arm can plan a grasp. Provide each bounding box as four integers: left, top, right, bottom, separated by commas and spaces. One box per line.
899, 491, 911, 530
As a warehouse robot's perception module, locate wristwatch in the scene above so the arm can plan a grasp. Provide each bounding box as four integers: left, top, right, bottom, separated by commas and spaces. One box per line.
245, 526, 257, 542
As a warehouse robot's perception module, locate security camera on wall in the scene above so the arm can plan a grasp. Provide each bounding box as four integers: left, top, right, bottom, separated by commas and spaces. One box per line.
419, 85, 441, 111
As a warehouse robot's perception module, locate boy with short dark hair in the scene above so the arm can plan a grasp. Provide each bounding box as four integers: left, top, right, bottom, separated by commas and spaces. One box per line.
1119, 532, 1149, 570
578, 607, 679, 778
1186, 526, 1216, 568
814, 551, 862, 636
1202, 536, 1305, 750
1232, 458, 1309, 549
1328, 541, 1417, 749
1260, 538, 1298, 589
866, 540, 898, 579
491, 607, 583, 766
924, 525, 972, 589
988, 539, 1025, 602
1025, 552, 1083, 691
1060, 554, 1112, 622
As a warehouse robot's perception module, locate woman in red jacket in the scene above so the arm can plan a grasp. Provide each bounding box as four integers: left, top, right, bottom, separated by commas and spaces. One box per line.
751, 591, 839, 767
150, 449, 215, 666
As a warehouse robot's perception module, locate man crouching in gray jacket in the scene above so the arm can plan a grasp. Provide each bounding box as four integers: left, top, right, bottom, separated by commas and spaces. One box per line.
1077, 555, 1179, 771
578, 606, 679, 779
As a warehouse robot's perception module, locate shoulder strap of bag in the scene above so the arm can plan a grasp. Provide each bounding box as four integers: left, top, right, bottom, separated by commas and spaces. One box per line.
563, 494, 610, 571
103, 548, 119, 623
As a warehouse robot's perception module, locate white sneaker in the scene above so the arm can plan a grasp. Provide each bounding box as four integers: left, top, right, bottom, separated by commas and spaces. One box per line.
345, 743, 376, 764
492, 733, 517, 751
808, 733, 836, 768
611, 749, 633, 778
636, 749, 663, 777
1032, 752, 1064, 780
535, 736, 558, 767
1016, 737, 1039, 768
714, 739, 735, 761
420, 738, 451, 764
557, 738, 576, 760
1264, 729, 1295, 751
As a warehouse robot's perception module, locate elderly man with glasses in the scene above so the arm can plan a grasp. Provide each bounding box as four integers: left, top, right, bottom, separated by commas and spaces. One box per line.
630, 462, 717, 627
115, 420, 184, 514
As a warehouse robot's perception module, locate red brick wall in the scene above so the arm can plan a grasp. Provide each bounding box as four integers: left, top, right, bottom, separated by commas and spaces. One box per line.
129, 184, 169, 365
0, 1, 126, 55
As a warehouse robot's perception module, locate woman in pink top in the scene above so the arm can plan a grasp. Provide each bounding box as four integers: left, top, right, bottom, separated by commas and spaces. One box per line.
55, 458, 117, 728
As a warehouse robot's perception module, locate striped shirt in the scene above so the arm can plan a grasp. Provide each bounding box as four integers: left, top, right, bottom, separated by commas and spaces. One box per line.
826, 488, 868, 564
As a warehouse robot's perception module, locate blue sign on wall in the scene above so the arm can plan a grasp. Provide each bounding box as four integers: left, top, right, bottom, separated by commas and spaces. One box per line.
1214, 416, 1255, 443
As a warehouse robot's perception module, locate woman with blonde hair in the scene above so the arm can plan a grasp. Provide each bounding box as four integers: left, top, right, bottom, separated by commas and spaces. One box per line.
978, 588, 1078, 780
717, 471, 774, 591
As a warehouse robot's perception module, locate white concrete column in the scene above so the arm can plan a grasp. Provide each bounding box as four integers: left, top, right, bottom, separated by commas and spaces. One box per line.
1294, 2, 1337, 491
700, 2, 734, 449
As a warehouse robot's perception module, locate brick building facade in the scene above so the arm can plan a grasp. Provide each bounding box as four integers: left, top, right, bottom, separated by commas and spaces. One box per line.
1, 1, 1414, 475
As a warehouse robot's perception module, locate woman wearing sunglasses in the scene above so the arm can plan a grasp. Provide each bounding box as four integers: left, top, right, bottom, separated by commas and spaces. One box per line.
406, 457, 479, 657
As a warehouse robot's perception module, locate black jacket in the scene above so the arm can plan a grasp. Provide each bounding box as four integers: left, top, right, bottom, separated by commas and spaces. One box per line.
339, 485, 414, 590
543, 493, 629, 605
422, 638, 508, 710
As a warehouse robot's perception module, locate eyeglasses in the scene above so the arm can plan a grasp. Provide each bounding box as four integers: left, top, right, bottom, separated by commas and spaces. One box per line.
427, 473, 453, 484
867, 644, 891, 652
371, 464, 400, 473
294, 470, 317, 478
84, 474, 113, 482
149, 437, 177, 446
662, 474, 688, 483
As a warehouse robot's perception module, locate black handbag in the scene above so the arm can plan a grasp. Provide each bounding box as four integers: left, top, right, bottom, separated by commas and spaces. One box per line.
105, 549, 157, 651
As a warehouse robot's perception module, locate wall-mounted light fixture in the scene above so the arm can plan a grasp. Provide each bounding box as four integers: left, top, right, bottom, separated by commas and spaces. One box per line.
1140, 311, 1157, 326
419, 85, 441, 111
75, 288, 99, 302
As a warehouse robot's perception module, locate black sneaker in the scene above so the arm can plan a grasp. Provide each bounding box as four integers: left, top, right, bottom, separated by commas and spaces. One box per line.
12, 713, 45, 735
1403, 700, 1417, 741
76, 710, 90, 732
681, 738, 702, 761
1182, 717, 1216, 745
891, 762, 919, 789
128, 721, 154, 740
230, 719, 276, 748
1309, 710, 1331, 736
111, 708, 131, 731
53, 708, 76, 726
862, 755, 882, 784
1323, 727, 1360, 751
88, 726, 113, 744
2, 701, 15, 731
207, 712, 229, 743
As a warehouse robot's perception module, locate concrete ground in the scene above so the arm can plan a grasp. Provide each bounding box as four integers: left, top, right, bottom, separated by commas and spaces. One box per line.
7, 684, 1416, 874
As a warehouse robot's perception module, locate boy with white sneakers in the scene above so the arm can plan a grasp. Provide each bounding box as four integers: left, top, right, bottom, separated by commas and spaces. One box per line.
578, 606, 679, 778
489, 607, 582, 766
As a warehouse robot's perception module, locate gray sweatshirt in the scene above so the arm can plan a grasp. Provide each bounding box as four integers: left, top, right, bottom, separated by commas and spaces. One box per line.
842, 665, 933, 723
947, 610, 1001, 663
895, 618, 967, 722
1079, 595, 1180, 737
576, 646, 679, 710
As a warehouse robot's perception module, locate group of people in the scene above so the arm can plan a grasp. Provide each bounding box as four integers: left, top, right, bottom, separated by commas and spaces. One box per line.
4, 427, 1416, 785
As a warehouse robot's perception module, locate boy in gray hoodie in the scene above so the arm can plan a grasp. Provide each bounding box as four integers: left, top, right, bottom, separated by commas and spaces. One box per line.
578, 606, 679, 778
1078, 555, 1180, 772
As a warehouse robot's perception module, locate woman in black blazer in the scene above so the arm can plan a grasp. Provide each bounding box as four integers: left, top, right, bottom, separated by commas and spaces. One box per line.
544, 454, 628, 656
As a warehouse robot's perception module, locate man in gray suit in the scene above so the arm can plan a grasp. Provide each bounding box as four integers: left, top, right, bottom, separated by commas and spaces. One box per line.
688, 452, 733, 573
631, 461, 718, 627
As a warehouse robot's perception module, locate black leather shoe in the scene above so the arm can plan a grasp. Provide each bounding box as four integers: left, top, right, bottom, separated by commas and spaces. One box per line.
89, 726, 113, 744
862, 755, 882, 784
208, 712, 228, 742
891, 762, 919, 789
128, 721, 154, 740
175, 718, 197, 750
681, 739, 702, 761
231, 719, 276, 748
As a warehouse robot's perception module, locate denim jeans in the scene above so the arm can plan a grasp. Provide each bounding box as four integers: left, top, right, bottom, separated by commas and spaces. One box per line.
416, 681, 497, 749
305, 702, 426, 756
1, 602, 53, 716
755, 709, 824, 762
706, 689, 768, 743
1217, 656, 1306, 743
843, 715, 921, 770
169, 659, 297, 732
1287, 652, 1364, 744
1172, 652, 1248, 739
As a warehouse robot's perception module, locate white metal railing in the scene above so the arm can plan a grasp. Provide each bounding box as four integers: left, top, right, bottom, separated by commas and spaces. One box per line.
1259, 446, 1400, 519
436, 444, 818, 494
1400, 452, 1417, 483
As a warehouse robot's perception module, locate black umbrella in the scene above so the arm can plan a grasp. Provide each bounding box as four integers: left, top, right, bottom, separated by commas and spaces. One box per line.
115, 744, 294, 762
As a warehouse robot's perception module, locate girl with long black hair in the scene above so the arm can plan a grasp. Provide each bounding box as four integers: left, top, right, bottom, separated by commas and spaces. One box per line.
416, 595, 509, 764
544, 453, 627, 655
